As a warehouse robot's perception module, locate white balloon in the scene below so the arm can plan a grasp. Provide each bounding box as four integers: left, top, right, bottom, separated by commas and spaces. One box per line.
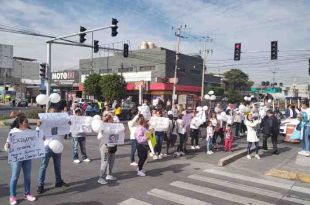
222, 116, 228, 122
203, 105, 208, 111
244, 107, 251, 113
196, 106, 202, 112
208, 90, 214, 95
250, 95, 254, 98
217, 115, 222, 121
49, 140, 63, 154
204, 94, 210, 100
36, 94, 49, 105
49, 93, 61, 103
220, 111, 227, 118
267, 99, 272, 103
85, 116, 93, 125
91, 119, 103, 133
92, 115, 101, 121
210, 95, 216, 100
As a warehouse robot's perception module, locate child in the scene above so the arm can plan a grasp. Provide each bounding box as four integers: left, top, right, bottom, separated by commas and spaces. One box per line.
206, 120, 214, 155
71, 108, 91, 164
224, 124, 233, 152
176, 114, 186, 156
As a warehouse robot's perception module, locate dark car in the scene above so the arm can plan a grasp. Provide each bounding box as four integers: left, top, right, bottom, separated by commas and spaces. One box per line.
17, 99, 28, 107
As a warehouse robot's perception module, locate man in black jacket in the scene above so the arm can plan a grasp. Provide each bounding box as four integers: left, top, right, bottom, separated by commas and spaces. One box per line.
261, 110, 280, 154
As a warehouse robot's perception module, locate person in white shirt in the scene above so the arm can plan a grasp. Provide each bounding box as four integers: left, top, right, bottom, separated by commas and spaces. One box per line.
128, 112, 143, 166
206, 121, 214, 155
176, 114, 186, 155
190, 112, 202, 149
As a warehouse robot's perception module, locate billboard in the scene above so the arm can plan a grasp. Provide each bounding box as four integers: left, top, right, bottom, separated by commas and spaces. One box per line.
51, 70, 79, 86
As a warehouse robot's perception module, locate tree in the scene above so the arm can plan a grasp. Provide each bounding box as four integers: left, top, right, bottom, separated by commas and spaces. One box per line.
83, 73, 102, 99
226, 89, 242, 103
100, 74, 126, 101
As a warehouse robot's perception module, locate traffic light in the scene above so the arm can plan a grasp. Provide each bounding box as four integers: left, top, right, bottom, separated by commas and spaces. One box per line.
39, 63, 46, 79
94, 40, 99, 53
234, 43, 241, 61
271, 41, 278, 60
308, 58, 310, 75
111, 18, 118, 37
123, 43, 129, 57
79, 26, 87, 43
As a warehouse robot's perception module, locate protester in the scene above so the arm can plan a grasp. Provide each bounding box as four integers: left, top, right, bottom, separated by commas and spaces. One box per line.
166, 112, 177, 155
71, 108, 91, 164
245, 113, 261, 159
190, 111, 202, 149
234, 110, 242, 137
152, 110, 166, 159
206, 120, 214, 155
37, 107, 69, 194
299, 100, 310, 157
261, 110, 280, 154
224, 124, 233, 152
176, 114, 186, 156
114, 103, 122, 119
4, 115, 37, 205
97, 113, 118, 185
128, 112, 143, 166
135, 117, 149, 176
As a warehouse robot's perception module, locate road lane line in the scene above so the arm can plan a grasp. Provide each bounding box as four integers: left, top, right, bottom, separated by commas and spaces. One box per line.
118, 198, 151, 205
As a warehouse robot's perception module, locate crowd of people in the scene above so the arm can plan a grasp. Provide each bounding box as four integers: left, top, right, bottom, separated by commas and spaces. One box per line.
3, 97, 310, 205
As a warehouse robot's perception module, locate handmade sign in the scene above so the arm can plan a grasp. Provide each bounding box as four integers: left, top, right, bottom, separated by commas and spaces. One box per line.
100, 123, 125, 145
149, 116, 170, 132
8, 130, 45, 163
138, 105, 151, 120
70, 116, 93, 134
146, 130, 156, 155
39, 113, 70, 136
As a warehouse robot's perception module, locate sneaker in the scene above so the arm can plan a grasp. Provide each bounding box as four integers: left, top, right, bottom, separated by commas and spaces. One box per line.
73, 159, 80, 164
255, 154, 261, 159
163, 153, 168, 157
191, 146, 195, 150
97, 177, 107, 185
149, 152, 154, 157
272, 150, 280, 155
106, 175, 117, 181
158, 155, 163, 159
195, 146, 200, 149
305, 152, 310, 157
24, 194, 36, 202
130, 162, 138, 166
36, 186, 44, 194
176, 152, 181, 156
246, 155, 251, 160
153, 155, 158, 160
298, 150, 306, 155
55, 181, 70, 188
9, 196, 17, 205
137, 170, 146, 177
210, 151, 214, 154
180, 151, 185, 156
83, 158, 91, 162
207, 151, 213, 155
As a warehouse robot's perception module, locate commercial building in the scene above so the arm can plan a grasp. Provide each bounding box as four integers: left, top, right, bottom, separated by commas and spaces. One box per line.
79, 44, 204, 103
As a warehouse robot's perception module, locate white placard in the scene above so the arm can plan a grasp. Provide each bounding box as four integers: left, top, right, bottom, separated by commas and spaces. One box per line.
70, 116, 92, 134
8, 130, 45, 163
39, 113, 70, 136
138, 105, 151, 120
149, 116, 170, 132
100, 123, 125, 145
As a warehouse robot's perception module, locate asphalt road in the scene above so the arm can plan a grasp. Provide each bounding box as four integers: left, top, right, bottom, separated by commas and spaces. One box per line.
0, 127, 310, 205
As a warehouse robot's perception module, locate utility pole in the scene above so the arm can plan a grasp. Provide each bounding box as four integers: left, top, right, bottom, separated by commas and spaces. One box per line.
46, 42, 51, 112
201, 37, 213, 98
172, 25, 186, 103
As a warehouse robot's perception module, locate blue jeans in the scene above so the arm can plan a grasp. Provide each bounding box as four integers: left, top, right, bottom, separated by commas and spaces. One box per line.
10, 160, 32, 197
130, 139, 137, 163
37, 147, 62, 187
155, 131, 164, 155
302, 126, 310, 152
206, 138, 212, 152
72, 137, 87, 160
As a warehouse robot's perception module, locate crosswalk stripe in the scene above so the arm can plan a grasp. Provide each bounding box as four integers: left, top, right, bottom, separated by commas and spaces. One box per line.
188, 174, 309, 204
204, 169, 296, 189
147, 188, 211, 205
171, 181, 273, 205
118, 198, 151, 205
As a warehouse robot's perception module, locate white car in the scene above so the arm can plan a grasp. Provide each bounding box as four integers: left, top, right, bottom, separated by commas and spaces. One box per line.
279, 118, 300, 135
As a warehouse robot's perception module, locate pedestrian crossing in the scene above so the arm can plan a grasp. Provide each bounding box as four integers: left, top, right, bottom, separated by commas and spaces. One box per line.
118, 168, 310, 205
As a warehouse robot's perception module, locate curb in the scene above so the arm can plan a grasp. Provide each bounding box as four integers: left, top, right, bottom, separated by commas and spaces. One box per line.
218, 147, 254, 166
265, 168, 310, 183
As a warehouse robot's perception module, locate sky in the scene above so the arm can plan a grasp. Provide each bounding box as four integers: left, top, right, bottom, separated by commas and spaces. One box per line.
0, 0, 310, 85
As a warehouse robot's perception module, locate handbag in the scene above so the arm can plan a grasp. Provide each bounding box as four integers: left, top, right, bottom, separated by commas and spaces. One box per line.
108, 145, 118, 154
290, 129, 302, 141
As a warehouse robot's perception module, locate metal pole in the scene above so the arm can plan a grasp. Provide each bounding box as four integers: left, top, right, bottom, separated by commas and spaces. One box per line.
201, 41, 207, 98
46, 42, 51, 112
91, 32, 94, 72
172, 28, 180, 103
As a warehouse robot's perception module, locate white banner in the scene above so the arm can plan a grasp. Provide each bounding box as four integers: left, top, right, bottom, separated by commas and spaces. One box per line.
8, 130, 45, 163
70, 116, 92, 134
149, 116, 170, 132
39, 113, 70, 136
100, 123, 125, 145
138, 105, 151, 120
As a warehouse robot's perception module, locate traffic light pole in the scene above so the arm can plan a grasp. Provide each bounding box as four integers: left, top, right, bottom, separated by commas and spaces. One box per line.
46, 42, 51, 112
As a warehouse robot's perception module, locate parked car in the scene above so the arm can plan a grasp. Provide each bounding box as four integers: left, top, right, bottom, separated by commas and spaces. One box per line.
279, 118, 299, 135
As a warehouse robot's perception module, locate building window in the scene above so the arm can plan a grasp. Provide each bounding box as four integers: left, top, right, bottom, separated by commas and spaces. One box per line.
139, 66, 155, 71
100, 69, 113, 73
118, 67, 134, 72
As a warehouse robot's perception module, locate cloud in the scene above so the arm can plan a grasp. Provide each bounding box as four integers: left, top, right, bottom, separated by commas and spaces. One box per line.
0, 0, 309, 85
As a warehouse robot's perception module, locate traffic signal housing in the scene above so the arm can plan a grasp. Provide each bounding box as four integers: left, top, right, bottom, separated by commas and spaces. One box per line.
234, 43, 241, 61
123, 43, 129, 57
79, 26, 87, 43
308, 58, 310, 75
40, 63, 46, 79
271, 41, 278, 60
111, 18, 118, 37
94, 40, 99, 53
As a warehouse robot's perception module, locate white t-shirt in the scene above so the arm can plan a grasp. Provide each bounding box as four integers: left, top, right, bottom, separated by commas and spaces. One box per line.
176, 119, 186, 134
206, 126, 213, 140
